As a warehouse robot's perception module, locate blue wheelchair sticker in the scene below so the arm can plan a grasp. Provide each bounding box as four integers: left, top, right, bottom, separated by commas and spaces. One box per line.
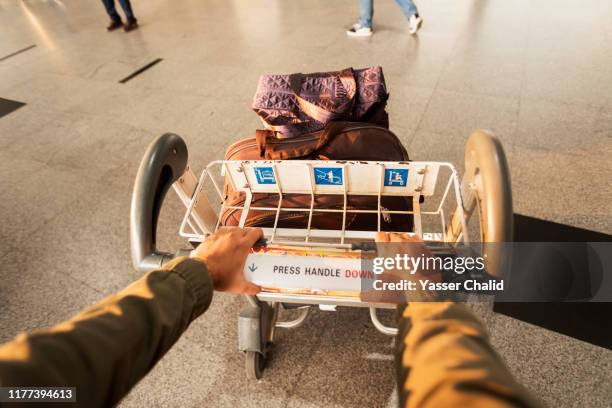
254, 167, 276, 184
384, 169, 409, 187
314, 167, 343, 185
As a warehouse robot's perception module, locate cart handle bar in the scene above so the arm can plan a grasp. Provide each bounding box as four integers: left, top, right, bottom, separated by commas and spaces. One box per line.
131, 133, 188, 272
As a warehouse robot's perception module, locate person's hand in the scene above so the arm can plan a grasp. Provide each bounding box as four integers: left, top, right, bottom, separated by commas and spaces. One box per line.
375, 232, 434, 266
190, 227, 263, 295
360, 232, 441, 303
375, 232, 440, 280
375, 232, 428, 252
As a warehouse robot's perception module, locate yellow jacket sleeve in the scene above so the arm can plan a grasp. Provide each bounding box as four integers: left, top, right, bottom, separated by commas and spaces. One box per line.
0, 257, 212, 407
396, 302, 543, 408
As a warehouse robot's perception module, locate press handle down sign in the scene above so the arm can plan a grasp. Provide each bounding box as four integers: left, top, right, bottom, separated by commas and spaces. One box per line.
243, 252, 372, 292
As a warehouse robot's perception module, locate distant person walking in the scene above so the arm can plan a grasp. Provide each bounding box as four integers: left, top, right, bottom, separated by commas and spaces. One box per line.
102, 0, 138, 32
347, 0, 422, 37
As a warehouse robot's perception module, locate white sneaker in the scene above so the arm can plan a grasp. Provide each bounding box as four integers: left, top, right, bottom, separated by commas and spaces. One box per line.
346, 23, 372, 37
408, 14, 423, 35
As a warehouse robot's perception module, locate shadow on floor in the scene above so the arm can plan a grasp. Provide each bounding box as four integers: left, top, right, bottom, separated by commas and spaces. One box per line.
0, 97, 26, 118
494, 214, 612, 350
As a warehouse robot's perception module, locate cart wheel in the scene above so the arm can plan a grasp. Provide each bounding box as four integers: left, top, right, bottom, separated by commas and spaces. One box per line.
463, 130, 513, 277
245, 351, 266, 380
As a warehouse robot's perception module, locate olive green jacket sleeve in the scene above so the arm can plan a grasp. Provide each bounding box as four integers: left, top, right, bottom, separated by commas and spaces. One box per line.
396, 301, 542, 408
0, 257, 212, 407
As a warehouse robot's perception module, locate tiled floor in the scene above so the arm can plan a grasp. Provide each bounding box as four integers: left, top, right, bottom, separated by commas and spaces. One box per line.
0, 0, 611, 407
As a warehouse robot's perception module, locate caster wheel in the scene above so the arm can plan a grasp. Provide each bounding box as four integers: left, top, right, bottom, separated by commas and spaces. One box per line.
245, 351, 265, 380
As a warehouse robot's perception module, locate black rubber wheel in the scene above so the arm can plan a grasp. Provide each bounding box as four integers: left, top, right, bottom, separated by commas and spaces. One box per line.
245, 351, 265, 380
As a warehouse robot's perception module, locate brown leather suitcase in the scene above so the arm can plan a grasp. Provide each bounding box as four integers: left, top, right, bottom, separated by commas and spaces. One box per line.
221, 122, 414, 232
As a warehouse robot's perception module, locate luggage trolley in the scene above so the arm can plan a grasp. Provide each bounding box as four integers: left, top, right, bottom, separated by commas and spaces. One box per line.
130, 130, 513, 379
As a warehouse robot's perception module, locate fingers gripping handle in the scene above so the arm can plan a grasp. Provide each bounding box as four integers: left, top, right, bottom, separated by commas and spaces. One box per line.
131, 133, 188, 272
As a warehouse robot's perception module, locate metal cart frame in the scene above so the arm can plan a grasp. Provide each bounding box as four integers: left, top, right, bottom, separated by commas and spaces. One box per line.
130, 130, 513, 379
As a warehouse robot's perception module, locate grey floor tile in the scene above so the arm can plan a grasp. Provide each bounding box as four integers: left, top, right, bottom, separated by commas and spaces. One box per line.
2, 72, 109, 113
120, 57, 242, 97
387, 55, 447, 91
0, 164, 92, 246
525, 30, 610, 72
525, 1, 610, 67
44, 49, 158, 84
387, 85, 434, 138
418, 89, 520, 141
0, 150, 47, 194
18, 168, 142, 294
408, 129, 468, 172
40, 118, 159, 179
69, 84, 160, 128
0, 104, 61, 151
515, 98, 612, 158
286, 307, 397, 408
0, 44, 49, 76
167, 299, 342, 408
0, 65, 37, 94
167, 96, 262, 158
119, 336, 238, 408
437, 56, 523, 99
2, 111, 118, 173
0, 307, 19, 343
452, 26, 527, 64
522, 60, 612, 110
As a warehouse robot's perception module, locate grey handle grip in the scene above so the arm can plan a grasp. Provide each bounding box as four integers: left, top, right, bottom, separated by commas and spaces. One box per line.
130, 133, 188, 272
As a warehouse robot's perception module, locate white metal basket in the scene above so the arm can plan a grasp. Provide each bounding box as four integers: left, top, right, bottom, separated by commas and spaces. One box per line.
175, 160, 468, 246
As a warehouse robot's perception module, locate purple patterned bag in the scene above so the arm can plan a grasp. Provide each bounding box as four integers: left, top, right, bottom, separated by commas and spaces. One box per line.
252, 67, 389, 138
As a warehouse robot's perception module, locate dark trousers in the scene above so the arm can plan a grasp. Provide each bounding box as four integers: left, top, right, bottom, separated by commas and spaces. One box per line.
102, 0, 136, 22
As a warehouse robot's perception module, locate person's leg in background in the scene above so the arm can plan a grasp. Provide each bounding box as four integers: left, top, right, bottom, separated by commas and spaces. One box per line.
117, 0, 138, 32
347, 0, 374, 36
395, 0, 423, 34
359, 0, 374, 28
101, 0, 123, 31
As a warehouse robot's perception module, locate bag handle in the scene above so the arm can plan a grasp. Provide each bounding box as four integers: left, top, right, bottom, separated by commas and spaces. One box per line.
287, 69, 357, 124
259, 121, 348, 160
